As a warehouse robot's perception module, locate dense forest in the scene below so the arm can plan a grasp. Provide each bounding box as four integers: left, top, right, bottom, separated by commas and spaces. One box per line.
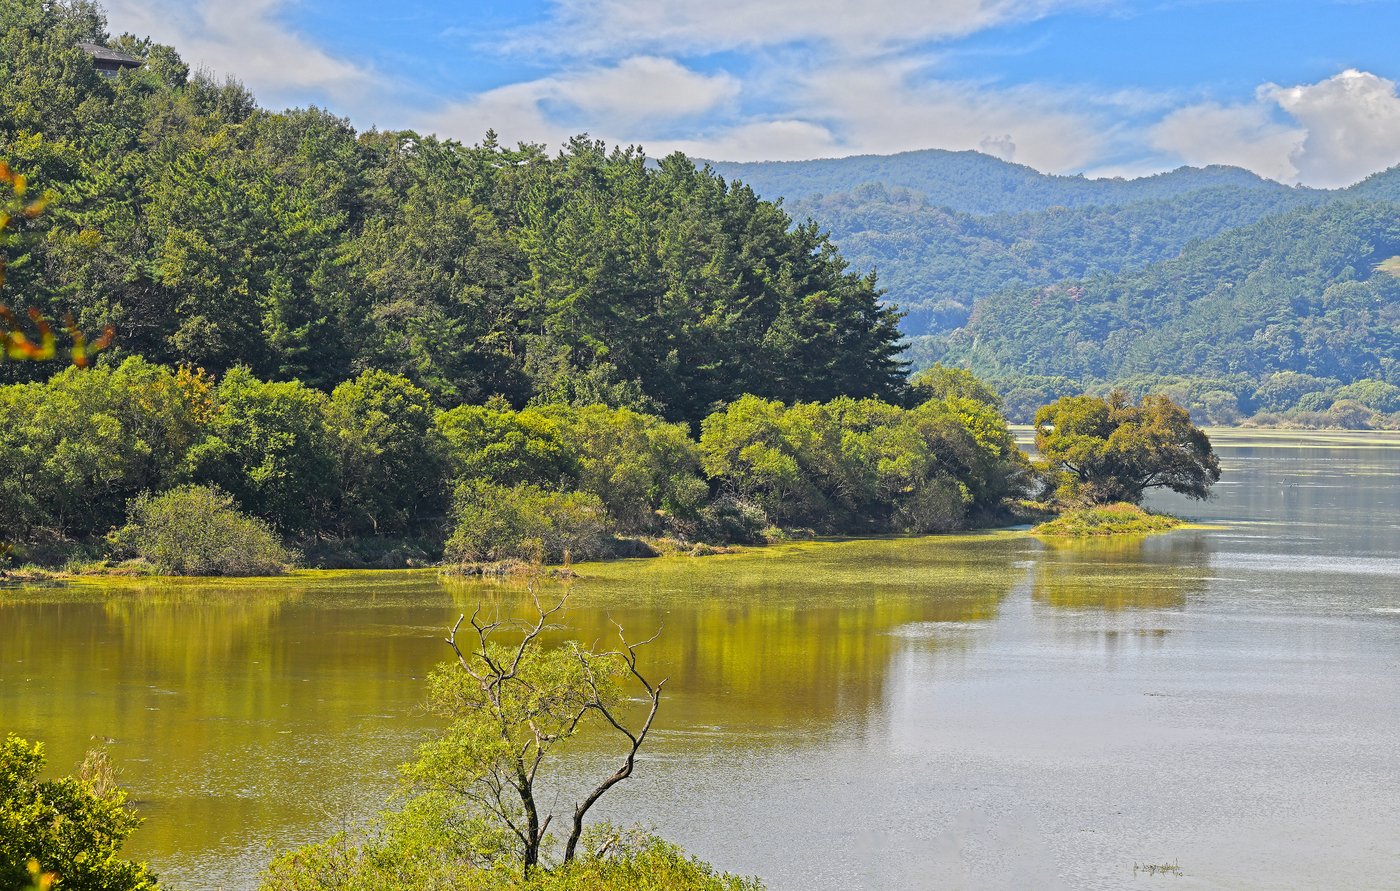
944, 200, 1400, 424
0, 2, 905, 427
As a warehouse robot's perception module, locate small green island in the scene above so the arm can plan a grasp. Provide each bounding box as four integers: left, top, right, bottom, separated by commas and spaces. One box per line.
1031, 502, 1183, 537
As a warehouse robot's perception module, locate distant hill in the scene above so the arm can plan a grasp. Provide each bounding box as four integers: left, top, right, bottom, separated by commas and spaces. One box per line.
781, 182, 1324, 332
704, 150, 1400, 425
706, 150, 1298, 216
944, 199, 1400, 383
706, 150, 1332, 334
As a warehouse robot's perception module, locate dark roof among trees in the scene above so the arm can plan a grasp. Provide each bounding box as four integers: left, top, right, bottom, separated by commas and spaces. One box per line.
77, 42, 142, 67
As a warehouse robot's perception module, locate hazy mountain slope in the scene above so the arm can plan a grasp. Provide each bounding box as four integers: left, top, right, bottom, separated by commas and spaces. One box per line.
942, 199, 1400, 384
783, 183, 1323, 332
704, 150, 1327, 335
705, 149, 1298, 216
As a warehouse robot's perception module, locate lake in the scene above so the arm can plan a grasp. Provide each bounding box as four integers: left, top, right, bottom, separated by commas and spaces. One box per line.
3, 429, 1399, 889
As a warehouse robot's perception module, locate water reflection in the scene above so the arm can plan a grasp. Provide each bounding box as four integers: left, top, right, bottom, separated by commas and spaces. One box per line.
0, 539, 1022, 887
1031, 533, 1210, 611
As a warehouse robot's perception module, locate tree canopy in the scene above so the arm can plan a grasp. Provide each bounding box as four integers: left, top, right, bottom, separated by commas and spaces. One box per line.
0, 1, 905, 424
1034, 392, 1221, 506
0, 735, 158, 891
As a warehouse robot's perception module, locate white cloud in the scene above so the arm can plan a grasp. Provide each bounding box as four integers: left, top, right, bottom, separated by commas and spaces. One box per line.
425, 57, 740, 148
1146, 69, 1400, 187
1261, 69, 1400, 188
426, 53, 1114, 170
665, 121, 840, 162
1149, 102, 1304, 183
789, 62, 1109, 172
103, 0, 374, 109
547, 57, 740, 125
529, 0, 1106, 56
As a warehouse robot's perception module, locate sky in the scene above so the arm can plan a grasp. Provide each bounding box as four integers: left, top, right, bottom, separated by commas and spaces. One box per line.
100, 0, 1400, 188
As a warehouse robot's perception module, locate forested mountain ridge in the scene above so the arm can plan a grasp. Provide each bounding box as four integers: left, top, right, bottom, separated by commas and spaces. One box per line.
0, 2, 904, 425
782, 182, 1326, 332
944, 198, 1400, 423
706, 150, 1298, 216
705, 142, 1400, 427
708, 152, 1342, 336
945, 198, 1400, 377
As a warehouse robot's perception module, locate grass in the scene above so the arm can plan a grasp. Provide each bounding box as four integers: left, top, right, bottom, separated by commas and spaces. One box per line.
1133, 860, 1183, 877
1032, 503, 1182, 537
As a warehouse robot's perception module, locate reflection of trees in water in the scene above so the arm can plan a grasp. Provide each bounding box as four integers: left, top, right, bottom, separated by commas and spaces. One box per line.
442, 540, 1023, 743
1032, 534, 1210, 611
4, 577, 450, 861
4, 541, 1025, 865
101, 581, 303, 661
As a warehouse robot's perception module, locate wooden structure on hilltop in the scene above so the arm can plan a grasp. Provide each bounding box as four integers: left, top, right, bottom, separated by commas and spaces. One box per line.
77, 42, 142, 78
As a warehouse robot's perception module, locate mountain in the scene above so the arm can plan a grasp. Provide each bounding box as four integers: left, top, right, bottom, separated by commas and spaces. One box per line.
944, 199, 1400, 383
707, 151, 1332, 335
706, 150, 1298, 216
706, 150, 1400, 425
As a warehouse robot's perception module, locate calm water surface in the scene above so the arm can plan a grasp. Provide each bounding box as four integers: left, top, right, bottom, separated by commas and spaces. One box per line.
3, 429, 1399, 889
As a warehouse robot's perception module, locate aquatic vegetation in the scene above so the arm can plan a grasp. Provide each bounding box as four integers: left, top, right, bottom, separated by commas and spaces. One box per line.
1031, 503, 1182, 537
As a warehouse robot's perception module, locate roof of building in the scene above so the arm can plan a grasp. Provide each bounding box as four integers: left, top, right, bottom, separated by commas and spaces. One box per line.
77, 42, 143, 67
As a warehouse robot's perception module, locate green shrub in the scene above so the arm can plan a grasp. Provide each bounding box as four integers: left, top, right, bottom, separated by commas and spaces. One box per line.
445, 482, 610, 564
0, 736, 158, 891
111, 486, 294, 576
694, 496, 769, 545
262, 822, 760, 891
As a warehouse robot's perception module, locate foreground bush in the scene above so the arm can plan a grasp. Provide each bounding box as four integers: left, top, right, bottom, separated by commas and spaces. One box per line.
1032, 502, 1181, 537
444, 481, 610, 564
262, 821, 761, 891
110, 486, 294, 575
0, 736, 158, 891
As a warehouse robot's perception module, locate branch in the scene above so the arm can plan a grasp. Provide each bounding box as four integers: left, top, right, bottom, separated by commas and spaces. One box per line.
562, 621, 667, 863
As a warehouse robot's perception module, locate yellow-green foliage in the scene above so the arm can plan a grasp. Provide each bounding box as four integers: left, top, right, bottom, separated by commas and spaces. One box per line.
699, 393, 1029, 532
436, 402, 706, 535
445, 481, 610, 564
261, 826, 762, 891
1032, 502, 1182, 537
1034, 392, 1220, 506
110, 485, 294, 575
0, 736, 158, 891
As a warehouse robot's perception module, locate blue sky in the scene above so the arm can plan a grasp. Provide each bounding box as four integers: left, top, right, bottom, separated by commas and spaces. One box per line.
103, 0, 1400, 187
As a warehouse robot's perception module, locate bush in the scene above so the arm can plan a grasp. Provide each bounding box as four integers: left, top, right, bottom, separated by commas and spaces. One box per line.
0, 735, 158, 891
111, 486, 294, 576
444, 482, 610, 565
262, 821, 761, 891
694, 496, 769, 545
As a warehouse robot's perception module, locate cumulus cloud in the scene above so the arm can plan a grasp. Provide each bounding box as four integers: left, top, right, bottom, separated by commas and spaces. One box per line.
1262, 69, 1400, 188
1149, 102, 1304, 183
103, 0, 374, 109
426, 52, 1114, 170
788, 62, 1108, 172
425, 57, 740, 148
1149, 70, 1400, 187
665, 121, 841, 162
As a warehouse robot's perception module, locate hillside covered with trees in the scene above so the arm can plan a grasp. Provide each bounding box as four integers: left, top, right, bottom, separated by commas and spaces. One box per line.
0, 2, 904, 427
710, 150, 1400, 428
